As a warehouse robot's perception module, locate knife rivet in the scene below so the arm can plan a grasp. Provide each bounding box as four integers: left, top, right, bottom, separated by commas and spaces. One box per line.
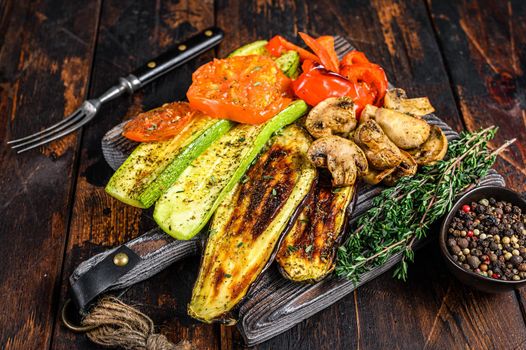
204, 30, 213, 37
113, 252, 129, 267
147, 61, 156, 68
178, 44, 187, 51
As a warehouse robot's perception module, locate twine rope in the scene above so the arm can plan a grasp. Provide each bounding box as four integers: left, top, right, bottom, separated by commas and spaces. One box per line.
81, 297, 192, 350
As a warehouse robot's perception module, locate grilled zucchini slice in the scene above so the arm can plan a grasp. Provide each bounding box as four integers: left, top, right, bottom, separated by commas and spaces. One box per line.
276, 173, 356, 282
105, 115, 232, 208
228, 40, 269, 57
188, 125, 316, 324
154, 100, 309, 240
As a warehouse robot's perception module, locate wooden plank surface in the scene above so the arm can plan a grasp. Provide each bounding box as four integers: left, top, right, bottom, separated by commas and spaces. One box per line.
426, 2, 526, 346
0, 0, 100, 348
427, 0, 526, 193
0, 0, 524, 349
49, 1, 220, 349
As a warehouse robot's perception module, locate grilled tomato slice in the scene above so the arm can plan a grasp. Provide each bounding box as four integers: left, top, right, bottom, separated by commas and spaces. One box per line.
187, 55, 292, 124
122, 102, 196, 142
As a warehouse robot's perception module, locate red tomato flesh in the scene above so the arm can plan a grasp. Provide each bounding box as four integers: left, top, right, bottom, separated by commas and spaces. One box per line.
122, 102, 195, 142
187, 55, 292, 124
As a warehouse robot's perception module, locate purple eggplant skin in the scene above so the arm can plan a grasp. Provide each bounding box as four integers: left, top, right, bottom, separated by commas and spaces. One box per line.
276, 171, 358, 283
188, 125, 317, 324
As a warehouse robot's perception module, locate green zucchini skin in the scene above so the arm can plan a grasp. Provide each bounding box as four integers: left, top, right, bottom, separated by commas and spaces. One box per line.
105, 116, 230, 208
153, 100, 309, 240
227, 40, 269, 57
138, 119, 233, 208
275, 50, 300, 78
276, 173, 356, 282
188, 125, 316, 324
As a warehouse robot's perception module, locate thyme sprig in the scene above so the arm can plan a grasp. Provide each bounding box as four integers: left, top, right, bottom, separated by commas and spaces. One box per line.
336, 126, 516, 282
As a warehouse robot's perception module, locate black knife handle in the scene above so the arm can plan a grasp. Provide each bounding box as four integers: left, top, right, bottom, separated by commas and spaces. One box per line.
131, 26, 224, 89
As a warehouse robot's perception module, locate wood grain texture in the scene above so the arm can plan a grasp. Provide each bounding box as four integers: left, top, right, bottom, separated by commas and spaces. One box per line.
0, 0, 524, 349
426, 2, 526, 342
50, 1, 219, 349
0, 0, 100, 348
427, 0, 526, 193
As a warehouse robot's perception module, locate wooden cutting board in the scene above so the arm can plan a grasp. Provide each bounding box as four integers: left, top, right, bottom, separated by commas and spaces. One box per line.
97, 37, 505, 346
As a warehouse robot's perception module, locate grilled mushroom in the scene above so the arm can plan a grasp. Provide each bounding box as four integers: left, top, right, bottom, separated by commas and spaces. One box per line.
407, 125, 448, 165
374, 108, 431, 149
307, 136, 368, 187
382, 150, 418, 186
305, 97, 357, 139
360, 104, 378, 122
353, 119, 402, 170
362, 167, 396, 185
383, 88, 435, 117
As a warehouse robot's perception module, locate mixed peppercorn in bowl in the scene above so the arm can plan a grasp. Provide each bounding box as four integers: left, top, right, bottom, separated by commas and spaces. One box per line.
440, 185, 526, 293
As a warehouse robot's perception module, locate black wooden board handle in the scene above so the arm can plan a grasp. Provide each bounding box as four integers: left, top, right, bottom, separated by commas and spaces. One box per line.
131, 27, 224, 88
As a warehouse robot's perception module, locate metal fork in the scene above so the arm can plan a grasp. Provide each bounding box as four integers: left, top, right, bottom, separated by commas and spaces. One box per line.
8, 27, 224, 153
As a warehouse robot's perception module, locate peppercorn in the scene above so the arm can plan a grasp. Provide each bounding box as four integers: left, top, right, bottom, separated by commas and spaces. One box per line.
480, 198, 489, 206
510, 255, 523, 266
458, 238, 469, 249
447, 198, 525, 281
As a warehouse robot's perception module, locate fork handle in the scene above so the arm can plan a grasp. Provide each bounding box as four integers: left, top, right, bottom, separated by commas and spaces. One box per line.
120, 27, 224, 93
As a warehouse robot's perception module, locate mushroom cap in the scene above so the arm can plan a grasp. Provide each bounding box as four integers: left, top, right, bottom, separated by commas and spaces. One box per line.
382, 150, 418, 186
383, 88, 435, 117
374, 108, 431, 150
363, 167, 396, 185
353, 119, 403, 170
305, 97, 357, 139
307, 136, 367, 187
407, 125, 448, 165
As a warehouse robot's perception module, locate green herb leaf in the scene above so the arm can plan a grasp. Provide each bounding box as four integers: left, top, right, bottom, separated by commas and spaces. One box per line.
305, 244, 313, 253
287, 245, 299, 253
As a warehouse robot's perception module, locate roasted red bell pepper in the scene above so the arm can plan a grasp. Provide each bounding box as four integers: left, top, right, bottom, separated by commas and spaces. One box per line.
292, 60, 374, 114
298, 33, 339, 73
339, 52, 388, 105
340, 51, 370, 66
266, 35, 319, 62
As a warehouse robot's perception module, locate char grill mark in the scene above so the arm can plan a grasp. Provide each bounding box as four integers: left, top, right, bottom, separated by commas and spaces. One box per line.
225, 145, 298, 239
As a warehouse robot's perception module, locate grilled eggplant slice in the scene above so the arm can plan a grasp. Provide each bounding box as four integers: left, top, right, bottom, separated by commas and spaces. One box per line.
188, 125, 316, 324
276, 173, 356, 282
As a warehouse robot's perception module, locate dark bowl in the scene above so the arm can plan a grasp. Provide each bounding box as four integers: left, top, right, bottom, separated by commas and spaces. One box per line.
439, 185, 526, 293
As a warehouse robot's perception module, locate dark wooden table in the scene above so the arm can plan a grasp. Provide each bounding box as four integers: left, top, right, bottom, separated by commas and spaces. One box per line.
1, 0, 525, 349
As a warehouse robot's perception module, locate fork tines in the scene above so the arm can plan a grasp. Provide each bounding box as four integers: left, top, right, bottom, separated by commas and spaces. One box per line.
8, 100, 98, 153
